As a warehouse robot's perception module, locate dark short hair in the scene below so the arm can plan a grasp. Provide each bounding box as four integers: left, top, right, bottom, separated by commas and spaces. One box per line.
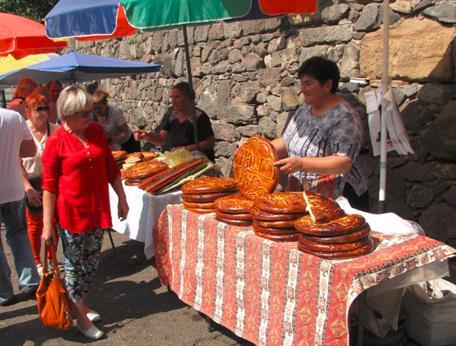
173, 81, 195, 100
298, 57, 340, 93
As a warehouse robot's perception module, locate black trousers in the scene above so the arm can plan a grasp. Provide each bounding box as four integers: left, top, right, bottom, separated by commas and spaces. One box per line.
343, 184, 369, 212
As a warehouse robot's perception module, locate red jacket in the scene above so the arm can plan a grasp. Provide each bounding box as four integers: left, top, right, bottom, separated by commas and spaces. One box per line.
42, 122, 119, 234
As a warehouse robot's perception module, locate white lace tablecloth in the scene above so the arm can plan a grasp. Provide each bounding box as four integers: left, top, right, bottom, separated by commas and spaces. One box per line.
109, 184, 182, 259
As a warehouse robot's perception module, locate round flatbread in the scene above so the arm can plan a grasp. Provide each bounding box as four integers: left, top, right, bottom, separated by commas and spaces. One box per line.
215, 217, 252, 227
250, 207, 304, 222
142, 151, 160, 161
298, 238, 374, 259
252, 223, 297, 235
300, 225, 370, 244
254, 219, 297, 229
303, 191, 346, 223
112, 150, 128, 161
294, 214, 366, 236
185, 207, 216, 214
123, 160, 169, 180
254, 192, 307, 214
215, 194, 254, 214
298, 235, 371, 252
182, 191, 237, 203
233, 136, 279, 200
254, 230, 298, 242
182, 177, 237, 194
183, 201, 216, 210
215, 210, 252, 221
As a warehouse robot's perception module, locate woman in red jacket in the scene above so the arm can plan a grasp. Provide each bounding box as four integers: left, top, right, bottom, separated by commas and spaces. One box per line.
41, 85, 128, 340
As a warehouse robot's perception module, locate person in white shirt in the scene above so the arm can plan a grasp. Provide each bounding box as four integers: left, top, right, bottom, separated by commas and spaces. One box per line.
0, 107, 39, 306
21, 94, 59, 275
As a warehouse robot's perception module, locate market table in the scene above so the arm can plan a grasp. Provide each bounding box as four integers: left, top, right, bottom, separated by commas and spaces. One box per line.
109, 184, 182, 259
154, 204, 455, 346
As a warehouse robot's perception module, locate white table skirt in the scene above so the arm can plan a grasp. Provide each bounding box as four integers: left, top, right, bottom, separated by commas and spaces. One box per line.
109, 184, 182, 259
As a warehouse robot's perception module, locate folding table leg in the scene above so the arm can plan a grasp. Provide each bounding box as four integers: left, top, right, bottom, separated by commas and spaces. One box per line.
106, 228, 116, 251
357, 291, 366, 346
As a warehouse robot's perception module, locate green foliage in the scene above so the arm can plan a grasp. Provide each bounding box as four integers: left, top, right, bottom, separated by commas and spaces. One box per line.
0, 0, 58, 21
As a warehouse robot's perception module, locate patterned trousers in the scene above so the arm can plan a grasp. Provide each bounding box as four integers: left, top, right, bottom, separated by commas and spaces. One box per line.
58, 226, 104, 301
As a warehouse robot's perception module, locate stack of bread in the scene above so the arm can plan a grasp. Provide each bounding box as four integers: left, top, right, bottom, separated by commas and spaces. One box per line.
123, 160, 169, 186
182, 177, 238, 214
112, 150, 128, 166
294, 191, 373, 259
214, 194, 254, 226
251, 192, 308, 242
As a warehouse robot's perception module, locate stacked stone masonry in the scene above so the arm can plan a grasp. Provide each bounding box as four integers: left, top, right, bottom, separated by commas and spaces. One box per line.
72, 0, 456, 244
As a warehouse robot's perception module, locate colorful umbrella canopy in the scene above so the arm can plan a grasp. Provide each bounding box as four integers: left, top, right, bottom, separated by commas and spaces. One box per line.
0, 52, 161, 85
45, 0, 316, 39
0, 12, 67, 59
0, 53, 57, 75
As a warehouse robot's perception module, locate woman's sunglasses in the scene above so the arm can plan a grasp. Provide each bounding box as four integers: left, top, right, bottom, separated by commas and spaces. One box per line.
33, 106, 50, 112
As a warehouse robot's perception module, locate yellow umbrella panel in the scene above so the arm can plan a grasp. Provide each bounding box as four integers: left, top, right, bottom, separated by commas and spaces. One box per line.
0, 53, 57, 75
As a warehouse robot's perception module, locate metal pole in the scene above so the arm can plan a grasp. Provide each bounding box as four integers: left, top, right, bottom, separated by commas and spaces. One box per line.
378, 0, 390, 212
1, 89, 6, 108
182, 24, 200, 151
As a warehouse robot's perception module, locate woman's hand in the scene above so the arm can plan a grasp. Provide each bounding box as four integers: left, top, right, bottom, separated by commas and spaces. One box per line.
26, 187, 42, 207
274, 157, 304, 174
118, 197, 129, 221
133, 130, 148, 141
42, 222, 56, 245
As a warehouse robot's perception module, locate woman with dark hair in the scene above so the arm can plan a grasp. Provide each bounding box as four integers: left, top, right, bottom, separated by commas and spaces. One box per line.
272, 56, 369, 210
134, 81, 215, 161
41, 85, 128, 340
92, 89, 140, 153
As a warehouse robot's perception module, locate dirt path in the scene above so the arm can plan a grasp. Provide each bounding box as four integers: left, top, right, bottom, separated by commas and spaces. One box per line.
0, 231, 248, 345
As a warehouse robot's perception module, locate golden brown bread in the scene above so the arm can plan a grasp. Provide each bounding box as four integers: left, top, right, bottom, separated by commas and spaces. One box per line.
298, 239, 374, 259
214, 193, 254, 214
297, 235, 371, 252
233, 136, 279, 200
303, 191, 345, 223
252, 222, 297, 235
182, 191, 237, 203
254, 219, 297, 229
182, 177, 237, 194
254, 230, 298, 242
124, 160, 169, 180
215, 217, 252, 227
215, 210, 252, 221
183, 201, 216, 210
299, 225, 370, 244
254, 192, 307, 214
294, 214, 366, 236
250, 207, 304, 221
112, 150, 128, 161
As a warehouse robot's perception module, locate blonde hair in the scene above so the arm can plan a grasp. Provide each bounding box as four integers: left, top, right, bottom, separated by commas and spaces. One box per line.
92, 89, 109, 104
57, 85, 93, 120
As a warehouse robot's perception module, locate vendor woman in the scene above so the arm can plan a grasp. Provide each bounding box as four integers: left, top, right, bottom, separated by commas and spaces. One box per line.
134, 82, 215, 161
272, 56, 369, 211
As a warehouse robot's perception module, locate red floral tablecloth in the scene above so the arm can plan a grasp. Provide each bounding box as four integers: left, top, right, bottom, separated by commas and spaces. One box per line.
154, 204, 455, 346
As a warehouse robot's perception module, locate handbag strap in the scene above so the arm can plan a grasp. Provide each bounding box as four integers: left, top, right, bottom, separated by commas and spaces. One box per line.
44, 243, 59, 274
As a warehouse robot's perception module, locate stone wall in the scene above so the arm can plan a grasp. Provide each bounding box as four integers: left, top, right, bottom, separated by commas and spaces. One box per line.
71, 0, 456, 243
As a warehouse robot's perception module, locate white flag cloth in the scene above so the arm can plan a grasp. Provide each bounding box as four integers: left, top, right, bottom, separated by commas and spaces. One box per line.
365, 85, 414, 156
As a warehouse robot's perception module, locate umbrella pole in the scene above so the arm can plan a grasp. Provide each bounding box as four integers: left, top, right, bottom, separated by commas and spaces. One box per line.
182, 24, 200, 151
378, 0, 390, 213
1, 89, 6, 108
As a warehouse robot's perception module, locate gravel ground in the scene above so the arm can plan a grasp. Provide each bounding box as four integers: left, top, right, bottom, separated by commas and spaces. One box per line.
0, 230, 248, 345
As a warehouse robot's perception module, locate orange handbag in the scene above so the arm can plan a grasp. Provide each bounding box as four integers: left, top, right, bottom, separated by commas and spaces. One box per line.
36, 244, 73, 330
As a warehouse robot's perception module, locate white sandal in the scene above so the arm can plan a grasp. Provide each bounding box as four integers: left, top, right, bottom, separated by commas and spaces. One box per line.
87, 310, 101, 323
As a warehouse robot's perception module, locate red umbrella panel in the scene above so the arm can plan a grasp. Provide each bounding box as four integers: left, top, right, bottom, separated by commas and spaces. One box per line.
0, 12, 67, 59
